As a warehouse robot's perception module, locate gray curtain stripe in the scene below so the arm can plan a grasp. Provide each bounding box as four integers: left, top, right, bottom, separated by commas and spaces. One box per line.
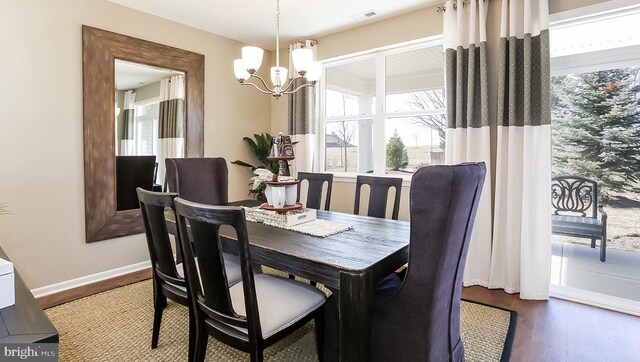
445, 42, 490, 129
498, 29, 551, 127
158, 98, 184, 139
121, 109, 134, 140
288, 78, 316, 135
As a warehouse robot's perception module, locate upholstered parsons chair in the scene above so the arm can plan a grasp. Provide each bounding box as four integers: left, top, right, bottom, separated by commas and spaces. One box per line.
165, 157, 228, 205
370, 163, 486, 362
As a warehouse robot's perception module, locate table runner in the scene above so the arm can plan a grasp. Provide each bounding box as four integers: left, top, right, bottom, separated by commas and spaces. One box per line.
243, 207, 352, 237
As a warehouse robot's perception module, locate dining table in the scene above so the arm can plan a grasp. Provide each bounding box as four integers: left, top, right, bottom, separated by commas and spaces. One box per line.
165, 200, 409, 362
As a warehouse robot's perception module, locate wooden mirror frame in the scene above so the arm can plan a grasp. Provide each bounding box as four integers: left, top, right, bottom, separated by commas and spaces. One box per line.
82, 26, 204, 242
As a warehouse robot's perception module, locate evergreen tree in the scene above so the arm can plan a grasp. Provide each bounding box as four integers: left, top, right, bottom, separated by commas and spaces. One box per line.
551, 67, 640, 200
386, 130, 409, 171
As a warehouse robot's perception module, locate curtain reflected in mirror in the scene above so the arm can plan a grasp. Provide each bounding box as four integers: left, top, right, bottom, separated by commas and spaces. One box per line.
114, 60, 185, 211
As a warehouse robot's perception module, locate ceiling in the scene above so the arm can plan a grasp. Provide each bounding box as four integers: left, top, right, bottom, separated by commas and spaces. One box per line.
330, 45, 444, 82
108, 0, 439, 50
115, 60, 183, 90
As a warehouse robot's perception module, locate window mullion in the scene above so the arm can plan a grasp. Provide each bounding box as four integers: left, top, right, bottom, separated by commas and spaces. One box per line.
373, 52, 386, 175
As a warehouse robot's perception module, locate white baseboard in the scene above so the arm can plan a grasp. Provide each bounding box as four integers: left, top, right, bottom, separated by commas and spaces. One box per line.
550, 284, 640, 317
31, 260, 151, 299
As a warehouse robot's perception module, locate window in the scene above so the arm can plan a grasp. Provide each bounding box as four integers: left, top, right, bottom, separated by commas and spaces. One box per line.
133, 100, 159, 156
320, 38, 445, 177
549, 4, 640, 306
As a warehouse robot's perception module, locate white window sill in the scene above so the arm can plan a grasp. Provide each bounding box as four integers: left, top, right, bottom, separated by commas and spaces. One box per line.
330, 173, 412, 187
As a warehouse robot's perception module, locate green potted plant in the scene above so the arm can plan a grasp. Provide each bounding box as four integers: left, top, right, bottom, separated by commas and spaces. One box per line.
232, 133, 280, 200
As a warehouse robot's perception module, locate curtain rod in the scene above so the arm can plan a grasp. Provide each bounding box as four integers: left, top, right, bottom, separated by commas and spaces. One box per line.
436, 1, 470, 13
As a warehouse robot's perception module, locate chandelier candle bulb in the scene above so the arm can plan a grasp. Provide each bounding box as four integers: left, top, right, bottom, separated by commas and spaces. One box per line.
233, 59, 250, 81
292, 48, 313, 74
241, 46, 264, 72
271, 66, 288, 87
306, 62, 322, 83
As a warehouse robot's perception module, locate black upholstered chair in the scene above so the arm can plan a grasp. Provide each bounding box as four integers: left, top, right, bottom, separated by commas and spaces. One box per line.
174, 198, 327, 362
369, 163, 486, 362
165, 158, 229, 205
137, 188, 242, 358
354, 175, 403, 220
551, 176, 608, 262
116, 155, 156, 211
296, 172, 333, 211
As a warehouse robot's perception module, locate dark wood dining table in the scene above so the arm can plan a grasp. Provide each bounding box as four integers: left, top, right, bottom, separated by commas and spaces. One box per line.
166, 200, 409, 362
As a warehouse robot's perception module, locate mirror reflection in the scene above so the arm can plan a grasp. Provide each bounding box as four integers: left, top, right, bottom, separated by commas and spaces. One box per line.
114, 60, 185, 211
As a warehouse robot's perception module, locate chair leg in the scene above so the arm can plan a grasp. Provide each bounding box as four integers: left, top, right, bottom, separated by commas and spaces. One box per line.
600, 237, 607, 262
591, 238, 596, 248
187, 306, 195, 361
250, 348, 264, 362
151, 294, 167, 349
193, 320, 208, 362
314, 311, 325, 362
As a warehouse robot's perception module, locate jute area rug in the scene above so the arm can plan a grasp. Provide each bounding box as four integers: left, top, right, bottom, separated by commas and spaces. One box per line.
46, 274, 515, 362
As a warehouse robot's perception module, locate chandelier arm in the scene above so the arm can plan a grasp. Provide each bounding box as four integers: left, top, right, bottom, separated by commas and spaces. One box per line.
282, 82, 315, 95
248, 74, 274, 93
281, 75, 305, 92
242, 82, 275, 95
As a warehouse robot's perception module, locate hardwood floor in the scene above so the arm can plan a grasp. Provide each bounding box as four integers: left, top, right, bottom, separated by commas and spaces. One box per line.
36, 268, 152, 309
462, 286, 640, 361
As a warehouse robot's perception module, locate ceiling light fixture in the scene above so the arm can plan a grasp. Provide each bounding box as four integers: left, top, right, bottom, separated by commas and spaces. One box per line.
233, 0, 321, 99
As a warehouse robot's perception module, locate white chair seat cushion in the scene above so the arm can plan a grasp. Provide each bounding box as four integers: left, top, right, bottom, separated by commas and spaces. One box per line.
229, 274, 326, 339
176, 252, 242, 287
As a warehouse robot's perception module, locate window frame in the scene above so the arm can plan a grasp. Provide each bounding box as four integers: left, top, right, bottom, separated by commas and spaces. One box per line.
317, 35, 445, 180
133, 97, 160, 156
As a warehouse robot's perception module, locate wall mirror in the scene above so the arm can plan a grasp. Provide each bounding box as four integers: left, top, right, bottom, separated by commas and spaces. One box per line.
83, 26, 204, 242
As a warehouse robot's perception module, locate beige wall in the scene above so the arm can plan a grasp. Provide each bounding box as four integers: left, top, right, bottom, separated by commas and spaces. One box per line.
271, 0, 613, 221
0, 0, 272, 288
133, 81, 161, 103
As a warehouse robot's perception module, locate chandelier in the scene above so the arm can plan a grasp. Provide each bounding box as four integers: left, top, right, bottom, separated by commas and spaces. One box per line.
233, 0, 321, 99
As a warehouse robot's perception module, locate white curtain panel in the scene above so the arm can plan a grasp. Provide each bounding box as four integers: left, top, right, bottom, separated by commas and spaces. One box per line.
157, 74, 185, 185
120, 90, 136, 156
489, 0, 552, 299
443, 0, 493, 288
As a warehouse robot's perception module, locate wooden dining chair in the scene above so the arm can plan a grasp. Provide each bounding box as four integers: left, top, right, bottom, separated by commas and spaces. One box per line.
174, 198, 327, 362
369, 163, 487, 362
296, 172, 333, 211
354, 175, 403, 220
137, 188, 242, 358
165, 157, 228, 204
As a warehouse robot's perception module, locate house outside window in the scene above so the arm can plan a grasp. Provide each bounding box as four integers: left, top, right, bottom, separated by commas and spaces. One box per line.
319, 37, 445, 178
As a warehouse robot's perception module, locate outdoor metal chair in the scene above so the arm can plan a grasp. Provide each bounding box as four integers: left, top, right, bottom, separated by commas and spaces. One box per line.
551, 176, 608, 262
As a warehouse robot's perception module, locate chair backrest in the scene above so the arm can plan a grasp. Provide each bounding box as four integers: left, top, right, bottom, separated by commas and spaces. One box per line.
116, 156, 156, 211
174, 198, 262, 342
137, 188, 184, 287
551, 176, 598, 218
165, 158, 229, 205
398, 163, 486, 360
296, 172, 333, 211
354, 175, 403, 220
